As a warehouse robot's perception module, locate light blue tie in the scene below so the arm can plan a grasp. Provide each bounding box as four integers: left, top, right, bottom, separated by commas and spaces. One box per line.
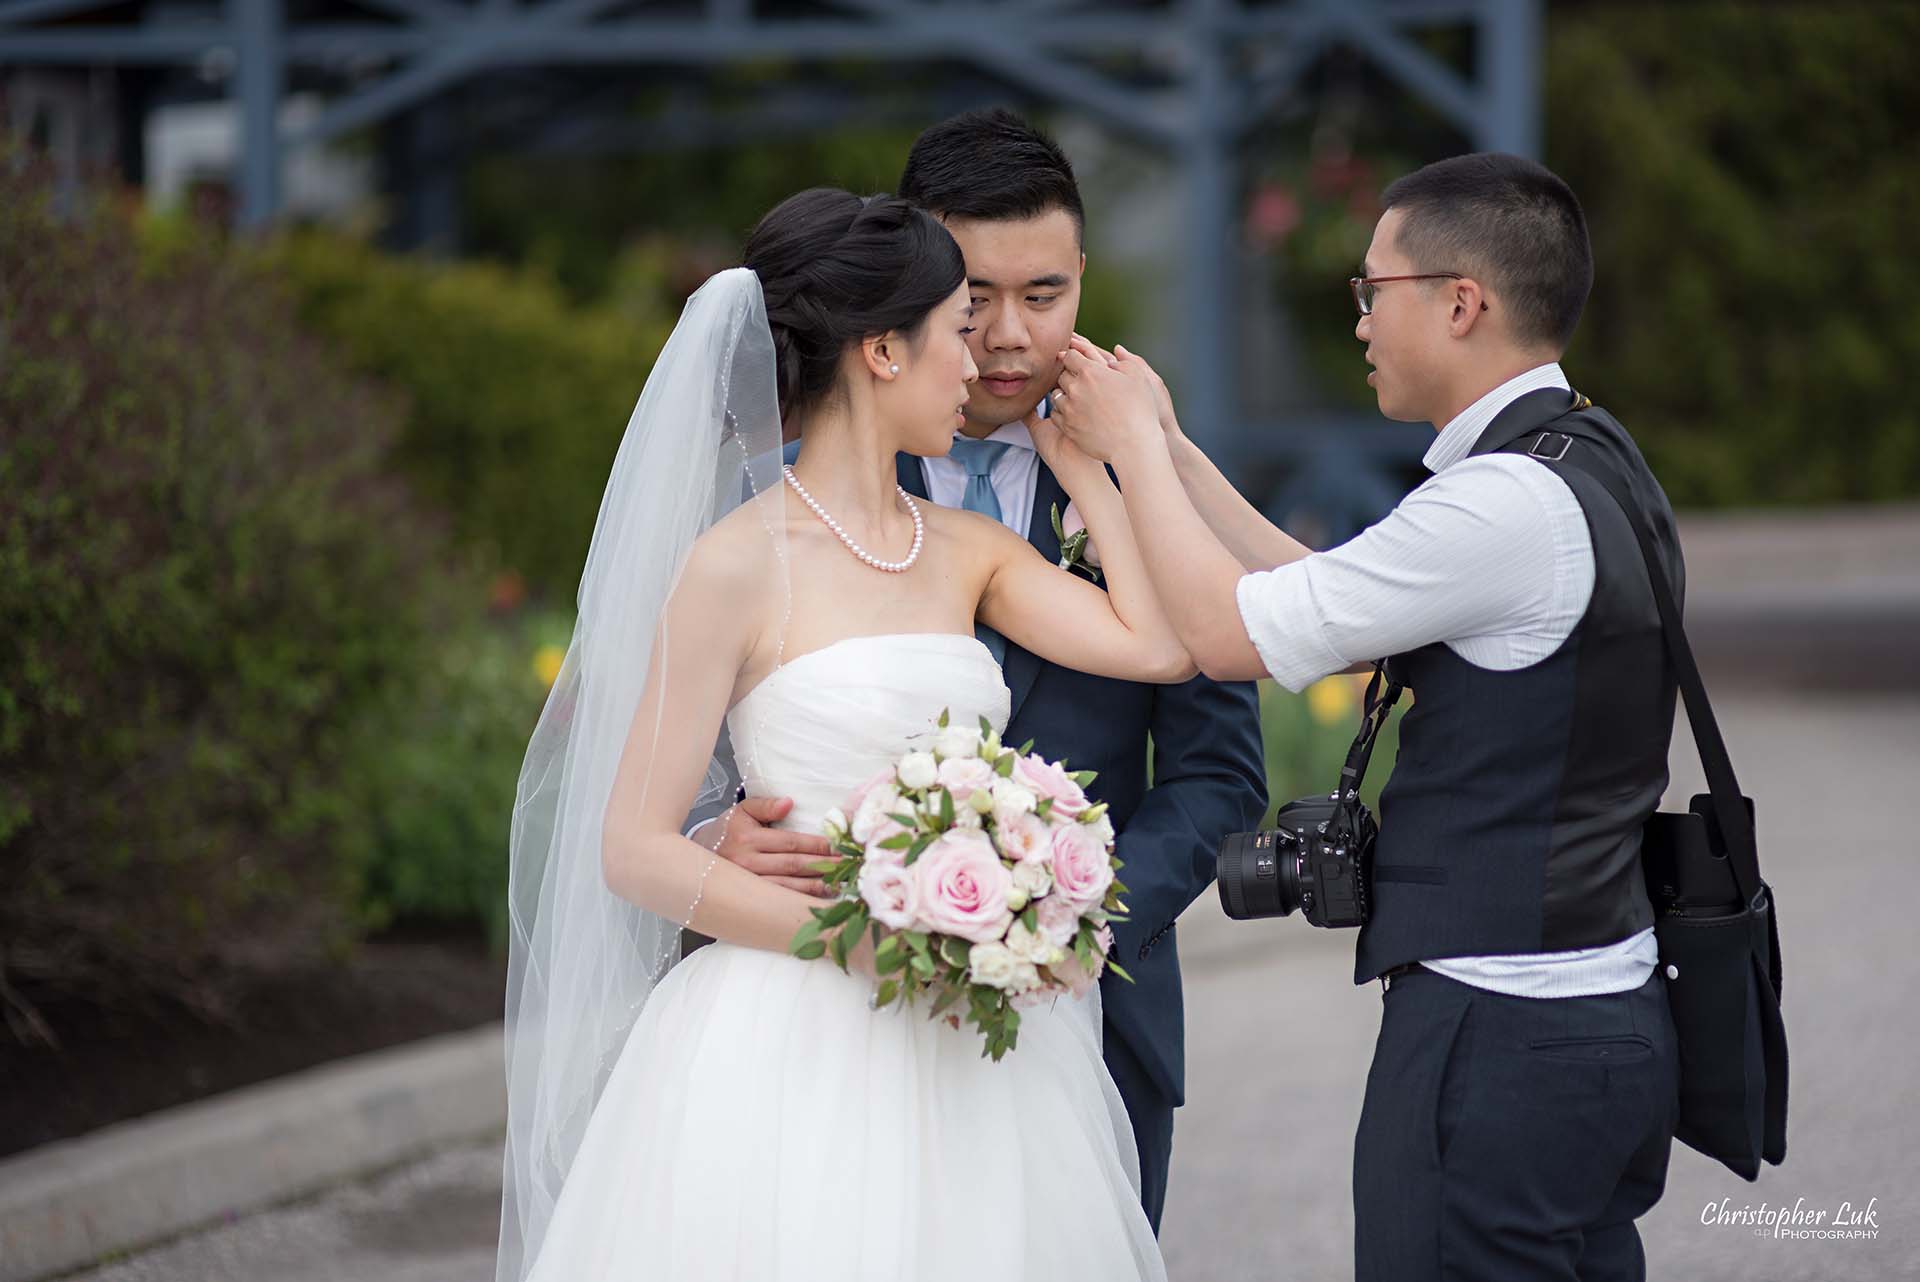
948, 437, 1013, 663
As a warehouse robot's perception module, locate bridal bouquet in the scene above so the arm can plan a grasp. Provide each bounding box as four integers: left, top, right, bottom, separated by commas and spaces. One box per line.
789, 710, 1131, 1061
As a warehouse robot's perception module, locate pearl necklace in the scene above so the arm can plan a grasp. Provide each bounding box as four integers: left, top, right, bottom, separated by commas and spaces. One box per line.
782, 464, 924, 572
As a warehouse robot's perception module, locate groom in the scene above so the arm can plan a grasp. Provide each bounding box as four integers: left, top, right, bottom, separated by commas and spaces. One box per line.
687, 108, 1268, 1231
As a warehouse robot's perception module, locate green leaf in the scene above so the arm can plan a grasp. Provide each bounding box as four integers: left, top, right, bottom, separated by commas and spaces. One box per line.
930, 985, 963, 1018
794, 939, 827, 961
910, 953, 936, 980
904, 931, 930, 955
938, 706, 950, 728
791, 917, 826, 952
1018, 738, 1035, 755
1105, 959, 1134, 984
888, 811, 918, 828
938, 786, 954, 828
819, 899, 858, 928
877, 831, 916, 850
905, 832, 935, 865
940, 936, 972, 969
1020, 904, 1038, 934
1050, 501, 1065, 541
807, 859, 842, 876
1071, 769, 1097, 788
1035, 797, 1053, 820
875, 934, 903, 968
978, 713, 993, 738
875, 979, 899, 1008
994, 753, 1015, 777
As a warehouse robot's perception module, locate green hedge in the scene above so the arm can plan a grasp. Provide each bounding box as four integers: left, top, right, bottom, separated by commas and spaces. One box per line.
0, 164, 474, 1025
1269, 1, 1920, 507
263, 233, 667, 599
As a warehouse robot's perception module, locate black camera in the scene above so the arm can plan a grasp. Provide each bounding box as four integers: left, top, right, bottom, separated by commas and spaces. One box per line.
1216, 665, 1402, 928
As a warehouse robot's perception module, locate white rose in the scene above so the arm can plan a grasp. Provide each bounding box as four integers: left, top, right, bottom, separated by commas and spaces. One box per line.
822, 806, 848, 835
851, 787, 903, 844
951, 804, 983, 830
1006, 920, 1052, 964
1010, 961, 1042, 993
933, 724, 982, 760
1086, 811, 1115, 846
991, 779, 1037, 814
968, 941, 1019, 990
1012, 859, 1053, 900
897, 751, 939, 790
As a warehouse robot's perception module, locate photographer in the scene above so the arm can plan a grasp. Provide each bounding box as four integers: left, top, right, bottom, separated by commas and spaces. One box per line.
1049, 154, 1683, 1281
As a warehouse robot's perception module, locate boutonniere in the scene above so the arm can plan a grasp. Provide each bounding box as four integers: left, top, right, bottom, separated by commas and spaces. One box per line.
1051, 501, 1103, 582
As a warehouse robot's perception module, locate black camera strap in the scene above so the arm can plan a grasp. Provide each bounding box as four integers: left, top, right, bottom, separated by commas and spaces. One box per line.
1327, 663, 1403, 842
1524, 429, 1762, 908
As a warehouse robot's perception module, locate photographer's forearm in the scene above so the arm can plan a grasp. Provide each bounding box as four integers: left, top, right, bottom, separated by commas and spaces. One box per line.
1167, 428, 1314, 572
1111, 435, 1270, 682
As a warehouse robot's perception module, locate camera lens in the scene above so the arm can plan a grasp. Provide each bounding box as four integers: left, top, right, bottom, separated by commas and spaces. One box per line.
1216, 827, 1303, 920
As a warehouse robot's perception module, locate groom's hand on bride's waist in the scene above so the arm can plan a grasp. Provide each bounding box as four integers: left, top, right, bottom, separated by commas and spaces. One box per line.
693, 795, 836, 898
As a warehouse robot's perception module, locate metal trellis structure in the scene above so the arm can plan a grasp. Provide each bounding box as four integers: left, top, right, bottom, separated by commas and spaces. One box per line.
1, 0, 1542, 529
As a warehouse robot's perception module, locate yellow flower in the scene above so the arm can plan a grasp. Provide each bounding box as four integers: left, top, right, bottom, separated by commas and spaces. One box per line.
1305, 674, 1357, 727
533, 644, 566, 688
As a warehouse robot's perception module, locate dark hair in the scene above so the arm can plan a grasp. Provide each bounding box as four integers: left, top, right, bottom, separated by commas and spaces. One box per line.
1380, 153, 1593, 352
897, 108, 1085, 239
743, 188, 966, 422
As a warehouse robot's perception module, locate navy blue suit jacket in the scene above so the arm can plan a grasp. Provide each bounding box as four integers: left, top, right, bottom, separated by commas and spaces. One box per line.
774, 438, 1268, 1106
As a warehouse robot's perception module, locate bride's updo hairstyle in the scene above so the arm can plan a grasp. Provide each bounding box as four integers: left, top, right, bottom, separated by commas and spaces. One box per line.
743, 188, 966, 423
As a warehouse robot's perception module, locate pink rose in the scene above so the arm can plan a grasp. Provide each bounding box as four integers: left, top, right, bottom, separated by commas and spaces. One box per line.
843, 766, 897, 816
912, 830, 1014, 945
1014, 753, 1089, 818
936, 755, 997, 803
1034, 891, 1082, 949
1061, 500, 1103, 569
858, 860, 922, 931
996, 812, 1053, 865
1049, 822, 1114, 912
862, 817, 911, 866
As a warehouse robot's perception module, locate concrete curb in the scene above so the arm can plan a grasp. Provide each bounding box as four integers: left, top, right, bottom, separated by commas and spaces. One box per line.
0, 1022, 505, 1282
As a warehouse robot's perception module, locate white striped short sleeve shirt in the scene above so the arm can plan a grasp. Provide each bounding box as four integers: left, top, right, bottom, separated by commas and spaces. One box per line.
1234, 363, 1659, 998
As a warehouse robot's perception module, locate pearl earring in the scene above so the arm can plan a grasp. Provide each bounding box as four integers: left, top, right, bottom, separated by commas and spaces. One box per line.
888, 363, 900, 375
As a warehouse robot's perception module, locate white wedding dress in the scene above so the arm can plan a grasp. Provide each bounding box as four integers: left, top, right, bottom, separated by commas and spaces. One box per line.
525, 631, 1167, 1282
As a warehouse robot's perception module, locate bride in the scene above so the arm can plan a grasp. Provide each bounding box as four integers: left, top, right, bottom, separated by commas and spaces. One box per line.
498, 188, 1192, 1282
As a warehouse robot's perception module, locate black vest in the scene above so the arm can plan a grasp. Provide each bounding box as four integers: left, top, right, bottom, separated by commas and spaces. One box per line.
1354, 389, 1685, 985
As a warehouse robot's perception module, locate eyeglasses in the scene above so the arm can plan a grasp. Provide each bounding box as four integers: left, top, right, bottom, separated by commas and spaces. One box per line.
1348, 273, 1464, 316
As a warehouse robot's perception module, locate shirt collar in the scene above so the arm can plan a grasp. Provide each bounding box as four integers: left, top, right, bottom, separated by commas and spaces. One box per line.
1423, 362, 1570, 473
953, 416, 1036, 452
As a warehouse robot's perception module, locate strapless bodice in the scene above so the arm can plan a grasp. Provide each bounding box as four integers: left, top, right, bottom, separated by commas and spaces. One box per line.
725, 632, 1011, 837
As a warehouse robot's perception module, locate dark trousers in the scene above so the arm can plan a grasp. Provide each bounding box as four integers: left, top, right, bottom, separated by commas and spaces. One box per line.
1354, 967, 1680, 1282
1103, 1028, 1176, 1234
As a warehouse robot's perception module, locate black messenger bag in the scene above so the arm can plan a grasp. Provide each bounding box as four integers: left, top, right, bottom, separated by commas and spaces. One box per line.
1531, 427, 1788, 1182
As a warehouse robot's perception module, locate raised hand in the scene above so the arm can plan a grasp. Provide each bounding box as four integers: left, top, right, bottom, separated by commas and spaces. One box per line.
693, 795, 837, 897
1048, 333, 1164, 464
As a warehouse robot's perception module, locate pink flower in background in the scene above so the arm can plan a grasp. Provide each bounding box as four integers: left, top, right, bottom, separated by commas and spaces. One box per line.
1013, 753, 1088, 818
858, 860, 921, 931
913, 830, 1014, 944
936, 755, 996, 803
1050, 823, 1114, 912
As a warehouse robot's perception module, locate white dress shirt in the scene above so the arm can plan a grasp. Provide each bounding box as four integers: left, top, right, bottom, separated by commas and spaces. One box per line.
1235, 363, 1657, 998
920, 416, 1041, 537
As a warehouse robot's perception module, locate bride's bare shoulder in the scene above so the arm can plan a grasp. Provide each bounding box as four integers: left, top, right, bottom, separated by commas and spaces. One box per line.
678, 494, 785, 593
